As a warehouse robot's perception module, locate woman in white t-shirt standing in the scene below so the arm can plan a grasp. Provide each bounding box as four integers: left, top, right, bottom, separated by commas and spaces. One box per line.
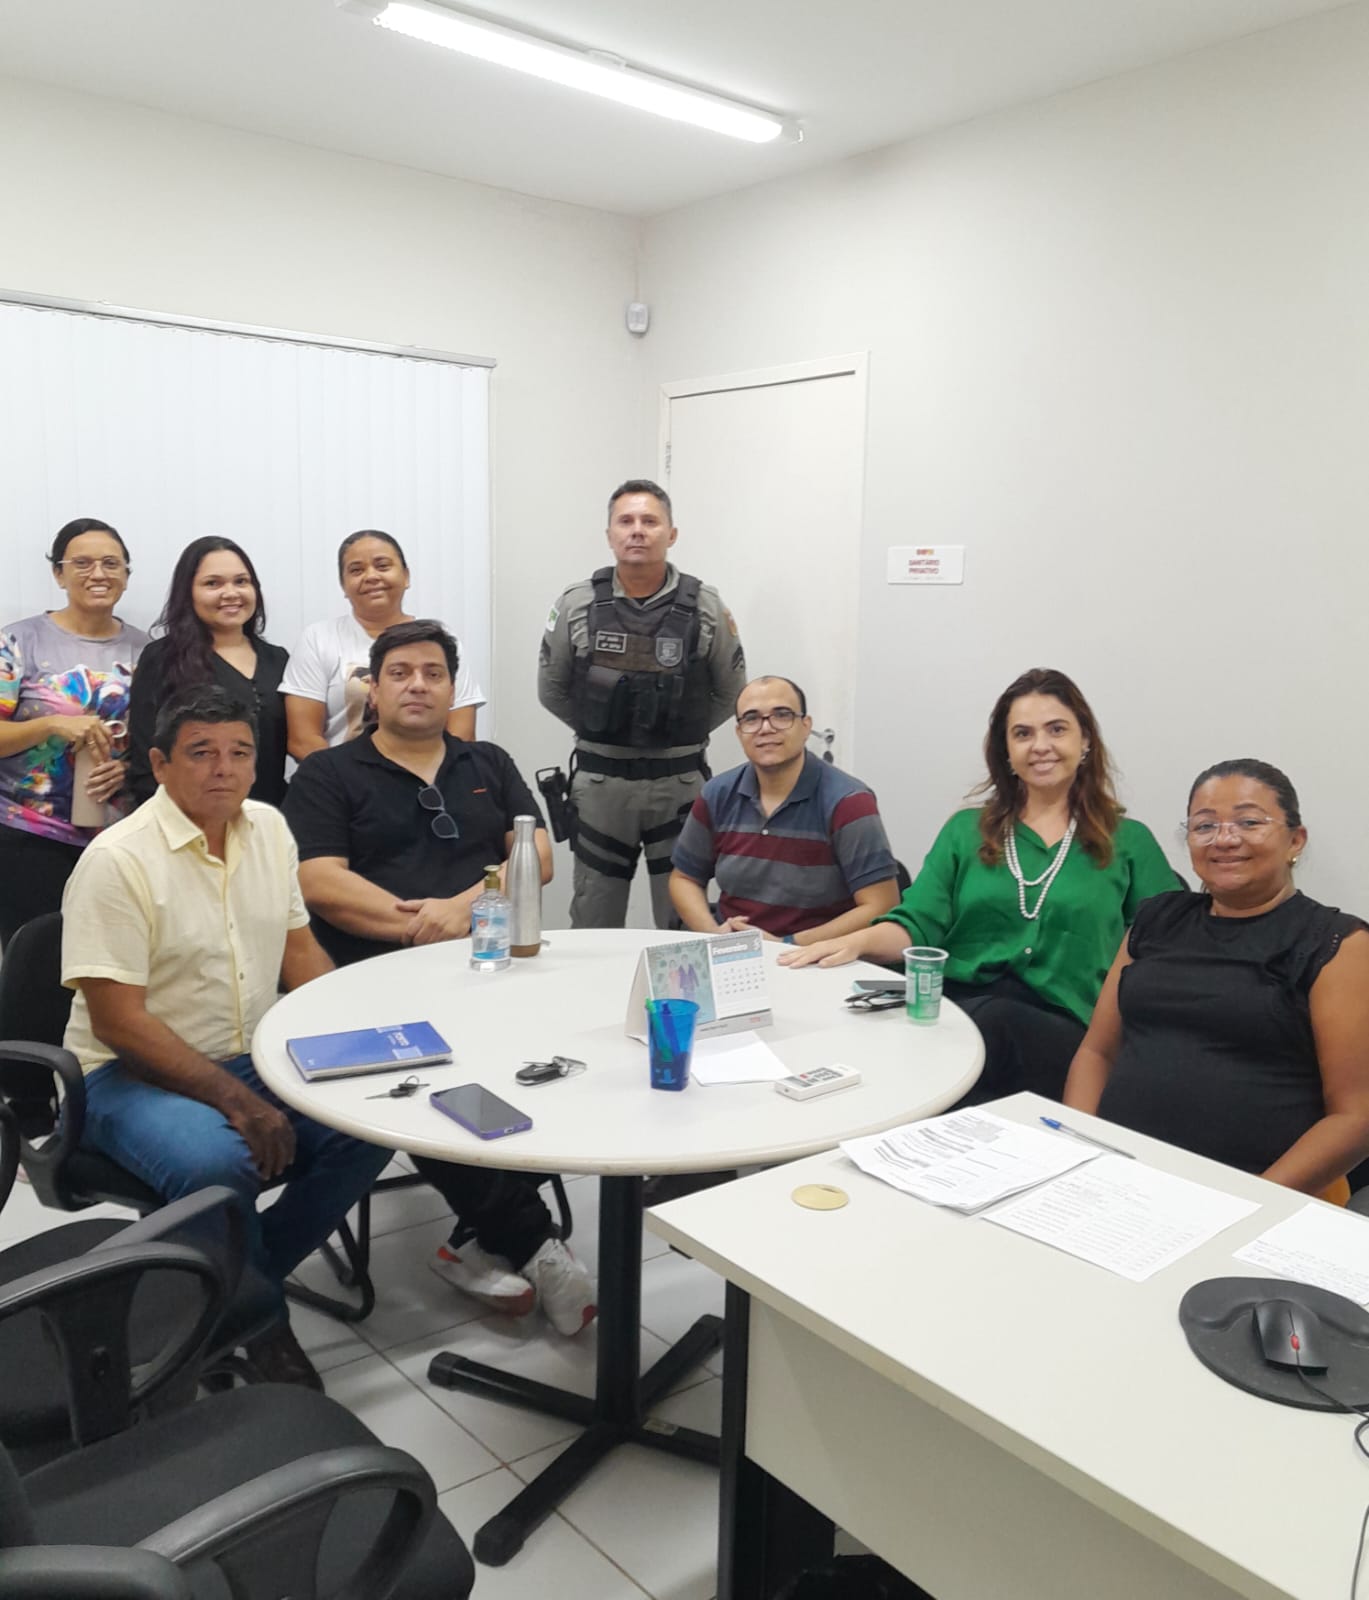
282, 530, 485, 758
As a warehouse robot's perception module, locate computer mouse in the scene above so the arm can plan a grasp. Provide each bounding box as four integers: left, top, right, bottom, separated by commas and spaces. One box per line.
1252, 1298, 1330, 1373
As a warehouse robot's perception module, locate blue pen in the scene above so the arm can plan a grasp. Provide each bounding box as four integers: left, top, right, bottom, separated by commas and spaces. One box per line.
1039, 1116, 1136, 1160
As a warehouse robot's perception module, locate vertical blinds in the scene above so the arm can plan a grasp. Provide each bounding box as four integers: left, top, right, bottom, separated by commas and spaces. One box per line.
0, 299, 491, 717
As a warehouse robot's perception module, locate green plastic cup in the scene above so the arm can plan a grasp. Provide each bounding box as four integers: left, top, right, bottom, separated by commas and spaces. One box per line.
903, 947, 948, 1025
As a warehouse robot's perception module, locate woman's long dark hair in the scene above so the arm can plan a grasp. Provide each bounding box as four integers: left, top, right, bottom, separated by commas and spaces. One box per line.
971, 667, 1122, 867
153, 537, 266, 695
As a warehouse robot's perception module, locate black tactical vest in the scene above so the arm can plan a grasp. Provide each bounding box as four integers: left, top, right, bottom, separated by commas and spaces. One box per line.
570, 568, 713, 747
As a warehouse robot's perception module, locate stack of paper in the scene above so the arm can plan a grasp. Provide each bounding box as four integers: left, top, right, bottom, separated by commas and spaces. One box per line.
841, 1109, 1102, 1214
987, 1155, 1260, 1282
1234, 1203, 1369, 1304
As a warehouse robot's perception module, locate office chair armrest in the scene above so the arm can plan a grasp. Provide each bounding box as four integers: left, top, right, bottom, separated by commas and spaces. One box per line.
0, 1040, 88, 1189
0, 1105, 18, 1214
0, 1547, 192, 1599
142, 1443, 437, 1600
0, 1240, 224, 1448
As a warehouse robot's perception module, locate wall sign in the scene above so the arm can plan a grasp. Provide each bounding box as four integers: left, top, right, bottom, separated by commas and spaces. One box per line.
886, 545, 965, 585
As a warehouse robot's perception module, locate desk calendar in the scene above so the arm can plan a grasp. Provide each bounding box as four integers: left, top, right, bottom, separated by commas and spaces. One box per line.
625, 930, 772, 1041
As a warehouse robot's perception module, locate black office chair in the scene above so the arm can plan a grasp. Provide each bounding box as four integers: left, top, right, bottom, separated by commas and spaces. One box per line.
0, 1180, 276, 1473
0, 1230, 474, 1600
0, 914, 375, 1323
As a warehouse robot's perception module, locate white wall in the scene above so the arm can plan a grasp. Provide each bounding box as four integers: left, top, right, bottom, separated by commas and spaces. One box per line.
0, 75, 644, 922
640, 4, 1369, 913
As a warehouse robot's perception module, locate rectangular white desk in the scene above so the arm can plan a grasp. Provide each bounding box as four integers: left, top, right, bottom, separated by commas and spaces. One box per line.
647, 1092, 1369, 1600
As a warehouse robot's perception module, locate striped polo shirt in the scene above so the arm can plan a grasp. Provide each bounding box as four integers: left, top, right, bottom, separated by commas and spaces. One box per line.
672, 751, 897, 938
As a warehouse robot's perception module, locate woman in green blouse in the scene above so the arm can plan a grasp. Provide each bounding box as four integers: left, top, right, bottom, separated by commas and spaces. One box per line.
780, 667, 1180, 1103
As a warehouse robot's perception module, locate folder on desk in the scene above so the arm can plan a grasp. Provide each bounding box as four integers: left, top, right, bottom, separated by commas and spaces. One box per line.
288, 1021, 452, 1081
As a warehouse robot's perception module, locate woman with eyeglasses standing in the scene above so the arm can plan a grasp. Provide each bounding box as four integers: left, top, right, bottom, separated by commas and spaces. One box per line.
1065, 759, 1369, 1200
126, 537, 290, 808
781, 667, 1180, 1105
0, 518, 148, 943
281, 529, 484, 759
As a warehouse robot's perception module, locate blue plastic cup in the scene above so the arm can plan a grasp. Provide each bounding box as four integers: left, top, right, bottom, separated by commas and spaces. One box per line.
645, 998, 699, 1091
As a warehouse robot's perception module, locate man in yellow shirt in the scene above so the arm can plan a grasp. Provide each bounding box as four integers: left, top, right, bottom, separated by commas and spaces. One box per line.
61, 684, 388, 1387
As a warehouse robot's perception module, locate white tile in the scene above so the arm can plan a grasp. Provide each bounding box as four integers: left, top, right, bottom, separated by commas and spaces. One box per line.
285, 1299, 373, 1374
649, 1375, 722, 1436
387, 1312, 677, 1465
511, 1387, 721, 1600
555, 1177, 671, 1271
292, 1214, 484, 1351
438, 1468, 650, 1600
323, 1352, 498, 1493
365, 1173, 454, 1238
0, 1179, 136, 1246
639, 1251, 725, 1354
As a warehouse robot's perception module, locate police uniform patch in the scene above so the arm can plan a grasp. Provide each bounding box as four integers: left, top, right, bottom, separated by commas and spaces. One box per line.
594, 631, 628, 654
545, 604, 559, 632
655, 638, 684, 668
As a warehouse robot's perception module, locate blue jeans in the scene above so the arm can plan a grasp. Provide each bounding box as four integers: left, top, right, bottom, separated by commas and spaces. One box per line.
82, 1054, 389, 1312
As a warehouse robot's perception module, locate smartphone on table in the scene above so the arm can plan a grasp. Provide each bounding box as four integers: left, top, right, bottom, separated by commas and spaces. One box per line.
430, 1084, 532, 1140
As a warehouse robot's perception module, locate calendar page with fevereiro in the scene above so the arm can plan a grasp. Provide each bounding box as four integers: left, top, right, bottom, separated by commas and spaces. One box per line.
626, 929, 771, 1040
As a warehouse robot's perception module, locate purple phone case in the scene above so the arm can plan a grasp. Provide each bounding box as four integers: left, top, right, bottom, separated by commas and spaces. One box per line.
430, 1087, 532, 1139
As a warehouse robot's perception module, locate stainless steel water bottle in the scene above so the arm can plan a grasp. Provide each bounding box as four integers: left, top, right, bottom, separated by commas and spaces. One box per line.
507, 814, 542, 958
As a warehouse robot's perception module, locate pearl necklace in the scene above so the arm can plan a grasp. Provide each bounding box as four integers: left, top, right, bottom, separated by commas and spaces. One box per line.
1004, 817, 1077, 922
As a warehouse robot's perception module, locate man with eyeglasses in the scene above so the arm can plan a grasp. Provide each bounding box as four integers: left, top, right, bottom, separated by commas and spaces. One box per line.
284, 621, 597, 1336
538, 479, 747, 929
670, 676, 900, 945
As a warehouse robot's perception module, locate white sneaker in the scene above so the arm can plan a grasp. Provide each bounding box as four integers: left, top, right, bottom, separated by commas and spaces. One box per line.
429, 1241, 535, 1316
526, 1238, 597, 1337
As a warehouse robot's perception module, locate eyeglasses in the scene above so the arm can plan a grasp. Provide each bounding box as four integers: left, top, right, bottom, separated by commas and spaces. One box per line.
737, 707, 799, 733
417, 785, 459, 840
58, 557, 128, 576
1184, 817, 1276, 844
843, 989, 904, 1012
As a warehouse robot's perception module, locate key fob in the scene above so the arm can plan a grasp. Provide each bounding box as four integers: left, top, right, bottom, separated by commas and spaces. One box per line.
516, 1060, 564, 1086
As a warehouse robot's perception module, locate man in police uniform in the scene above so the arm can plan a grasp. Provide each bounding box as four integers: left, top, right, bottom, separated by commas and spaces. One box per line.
539, 479, 746, 928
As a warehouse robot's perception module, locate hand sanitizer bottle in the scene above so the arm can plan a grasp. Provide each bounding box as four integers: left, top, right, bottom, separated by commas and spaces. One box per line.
469, 865, 512, 972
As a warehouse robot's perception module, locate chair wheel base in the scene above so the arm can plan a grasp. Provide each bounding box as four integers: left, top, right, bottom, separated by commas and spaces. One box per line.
473, 1513, 525, 1566
427, 1351, 466, 1388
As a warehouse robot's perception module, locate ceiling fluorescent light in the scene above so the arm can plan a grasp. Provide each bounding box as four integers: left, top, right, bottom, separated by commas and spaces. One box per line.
339, 0, 799, 145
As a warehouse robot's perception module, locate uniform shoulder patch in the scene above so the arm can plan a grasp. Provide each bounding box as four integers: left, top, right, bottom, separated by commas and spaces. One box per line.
545, 603, 559, 632
723, 607, 738, 637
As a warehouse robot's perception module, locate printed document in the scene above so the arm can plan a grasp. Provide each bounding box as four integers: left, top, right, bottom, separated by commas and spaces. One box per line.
987, 1154, 1259, 1282
1234, 1203, 1369, 1305
841, 1109, 1100, 1213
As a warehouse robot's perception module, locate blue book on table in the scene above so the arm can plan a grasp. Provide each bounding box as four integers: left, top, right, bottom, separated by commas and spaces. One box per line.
288, 1022, 452, 1081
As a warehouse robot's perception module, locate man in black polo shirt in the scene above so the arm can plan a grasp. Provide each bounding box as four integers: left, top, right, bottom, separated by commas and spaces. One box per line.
284, 620, 596, 1337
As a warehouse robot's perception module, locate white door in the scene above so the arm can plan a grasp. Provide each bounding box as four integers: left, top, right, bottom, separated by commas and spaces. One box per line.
660, 356, 867, 772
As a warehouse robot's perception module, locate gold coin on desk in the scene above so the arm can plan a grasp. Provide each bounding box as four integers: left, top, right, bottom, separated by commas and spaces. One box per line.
792, 1183, 849, 1211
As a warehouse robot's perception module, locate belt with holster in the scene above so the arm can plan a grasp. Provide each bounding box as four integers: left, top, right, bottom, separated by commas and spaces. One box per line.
573, 750, 707, 781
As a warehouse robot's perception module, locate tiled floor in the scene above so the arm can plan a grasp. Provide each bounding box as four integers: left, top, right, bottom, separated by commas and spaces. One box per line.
0, 1160, 725, 1600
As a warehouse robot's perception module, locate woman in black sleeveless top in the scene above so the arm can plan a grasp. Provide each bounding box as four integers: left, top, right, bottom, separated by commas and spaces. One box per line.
1064, 759, 1369, 1197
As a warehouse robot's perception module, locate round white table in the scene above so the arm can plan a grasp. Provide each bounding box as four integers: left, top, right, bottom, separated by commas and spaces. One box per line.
253, 930, 983, 1563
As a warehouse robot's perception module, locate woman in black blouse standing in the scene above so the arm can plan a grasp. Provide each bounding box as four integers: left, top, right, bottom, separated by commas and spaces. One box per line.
1064, 759, 1369, 1201
128, 537, 290, 805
